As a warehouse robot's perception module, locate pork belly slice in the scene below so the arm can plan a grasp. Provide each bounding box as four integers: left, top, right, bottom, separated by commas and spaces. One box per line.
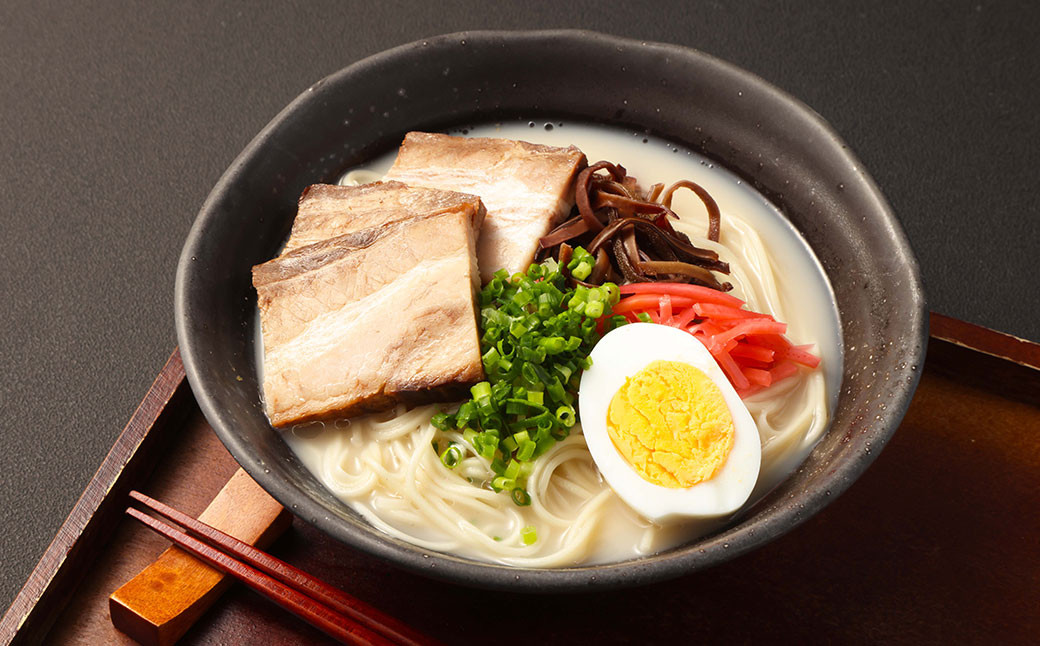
280, 180, 485, 256
252, 209, 483, 428
384, 132, 587, 282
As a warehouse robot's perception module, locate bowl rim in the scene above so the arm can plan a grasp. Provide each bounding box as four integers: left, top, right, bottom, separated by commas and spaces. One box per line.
175, 28, 927, 592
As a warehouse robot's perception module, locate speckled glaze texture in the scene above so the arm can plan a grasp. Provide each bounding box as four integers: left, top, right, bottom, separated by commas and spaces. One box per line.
175, 30, 926, 592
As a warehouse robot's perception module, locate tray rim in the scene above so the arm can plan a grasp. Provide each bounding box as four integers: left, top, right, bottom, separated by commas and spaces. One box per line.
0, 351, 190, 646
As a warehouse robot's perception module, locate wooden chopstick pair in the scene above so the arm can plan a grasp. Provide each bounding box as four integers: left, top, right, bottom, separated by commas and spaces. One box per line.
125, 491, 437, 646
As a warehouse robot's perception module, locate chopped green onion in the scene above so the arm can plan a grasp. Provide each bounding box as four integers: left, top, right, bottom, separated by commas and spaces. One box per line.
486, 278, 504, 297
440, 445, 462, 468
555, 363, 573, 383
512, 289, 533, 306
481, 347, 501, 369
515, 411, 552, 429
491, 381, 511, 403
504, 459, 522, 480
478, 435, 498, 460
517, 439, 536, 461
521, 525, 538, 545
511, 488, 532, 506
475, 397, 495, 416
470, 381, 492, 400
490, 457, 507, 476
519, 346, 546, 364
539, 336, 566, 354
546, 377, 567, 403
492, 476, 516, 491
457, 402, 476, 428
636, 312, 652, 323
430, 247, 614, 505
504, 398, 546, 416
496, 338, 516, 359
509, 320, 529, 338
556, 405, 576, 427
520, 362, 540, 387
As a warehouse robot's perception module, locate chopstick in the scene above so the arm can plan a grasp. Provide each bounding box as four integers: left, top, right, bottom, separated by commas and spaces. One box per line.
125, 491, 439, 646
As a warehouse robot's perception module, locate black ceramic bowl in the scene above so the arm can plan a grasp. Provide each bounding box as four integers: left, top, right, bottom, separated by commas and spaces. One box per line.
176, 30, 926, 592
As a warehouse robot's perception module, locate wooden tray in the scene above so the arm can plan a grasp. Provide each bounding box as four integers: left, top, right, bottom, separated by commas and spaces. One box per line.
2, 313, 1037, 645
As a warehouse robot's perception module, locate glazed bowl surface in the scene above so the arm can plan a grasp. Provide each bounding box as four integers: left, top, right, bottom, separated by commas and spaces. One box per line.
175, 30, 927, 591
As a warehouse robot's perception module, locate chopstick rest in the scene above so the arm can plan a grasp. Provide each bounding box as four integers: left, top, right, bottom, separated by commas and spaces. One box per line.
109, 469, 292, 645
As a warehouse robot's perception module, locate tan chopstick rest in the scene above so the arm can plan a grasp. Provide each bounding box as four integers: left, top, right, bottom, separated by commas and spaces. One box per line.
109, 469, 292, 646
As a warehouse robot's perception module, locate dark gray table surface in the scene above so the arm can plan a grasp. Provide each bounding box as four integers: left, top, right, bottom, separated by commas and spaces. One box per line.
2, 0, 1038, 614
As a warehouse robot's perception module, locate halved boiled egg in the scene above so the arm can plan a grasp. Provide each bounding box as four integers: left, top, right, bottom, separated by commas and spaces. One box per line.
579, 323, 761, 522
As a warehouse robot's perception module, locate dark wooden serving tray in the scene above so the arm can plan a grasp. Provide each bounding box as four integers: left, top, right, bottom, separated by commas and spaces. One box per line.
2, 313, 1037, 645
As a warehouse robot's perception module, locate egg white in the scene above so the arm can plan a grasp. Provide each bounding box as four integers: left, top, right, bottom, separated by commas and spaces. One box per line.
579, 323, 762, 523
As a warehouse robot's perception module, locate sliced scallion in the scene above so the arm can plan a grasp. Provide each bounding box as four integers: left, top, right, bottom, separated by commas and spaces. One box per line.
521, 525, 538, 545
440, 445, 462, 469
428, 247, 614, 505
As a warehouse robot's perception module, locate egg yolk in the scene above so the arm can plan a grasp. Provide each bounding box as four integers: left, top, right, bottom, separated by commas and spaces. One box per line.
606, 360, 735, 488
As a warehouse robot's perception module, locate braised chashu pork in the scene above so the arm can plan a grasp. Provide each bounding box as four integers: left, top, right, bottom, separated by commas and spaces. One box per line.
384, 132, 587, 282
281, 181, 485, 255
252, 208, 483, 428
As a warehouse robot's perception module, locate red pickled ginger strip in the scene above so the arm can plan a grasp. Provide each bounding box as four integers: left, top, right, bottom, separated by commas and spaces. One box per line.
619, 282, 744, 307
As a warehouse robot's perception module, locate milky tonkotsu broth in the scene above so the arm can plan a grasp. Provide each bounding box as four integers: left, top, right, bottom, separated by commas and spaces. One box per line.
274, 120, 842, 565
